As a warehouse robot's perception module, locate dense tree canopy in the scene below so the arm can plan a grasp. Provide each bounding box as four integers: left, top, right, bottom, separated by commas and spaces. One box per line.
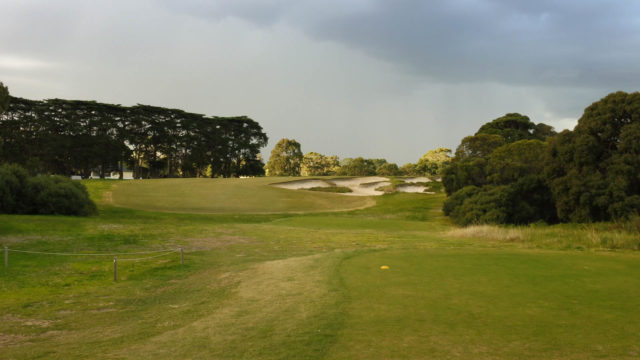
443, 113, 558, 225
443, 92, 640, 225
0, 82, 8, 114
301, 152, 339, 176
264, 138, 303, 176
416, 147, 451, 176
545, 91, 640, 222
0, 97, 267, 178
337, 157, 378, 176
476, 113, 556, 143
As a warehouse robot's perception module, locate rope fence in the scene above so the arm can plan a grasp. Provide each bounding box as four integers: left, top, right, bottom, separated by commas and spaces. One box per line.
3, 245, 184, 281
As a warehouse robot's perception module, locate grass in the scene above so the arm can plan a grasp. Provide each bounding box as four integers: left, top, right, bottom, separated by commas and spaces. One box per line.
1, 178, 639, 359
109, 177, 373, 214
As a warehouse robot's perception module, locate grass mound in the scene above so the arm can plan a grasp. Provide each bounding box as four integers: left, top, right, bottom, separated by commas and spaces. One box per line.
110, 178, 373, 214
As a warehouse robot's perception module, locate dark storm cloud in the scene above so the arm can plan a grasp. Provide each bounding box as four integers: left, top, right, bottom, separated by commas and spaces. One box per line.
162, 0, 640, 88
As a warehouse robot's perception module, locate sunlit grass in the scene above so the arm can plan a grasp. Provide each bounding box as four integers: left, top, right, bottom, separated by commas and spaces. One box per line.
0, 178, 639, 359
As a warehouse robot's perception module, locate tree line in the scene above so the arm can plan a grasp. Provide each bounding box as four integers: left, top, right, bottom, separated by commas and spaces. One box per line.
442, 91, 640, 225
265, 138, 452, 177
0, 93, 267, 179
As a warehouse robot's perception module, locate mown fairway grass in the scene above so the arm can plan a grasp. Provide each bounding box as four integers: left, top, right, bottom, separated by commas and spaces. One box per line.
110, 177, 374, 214
1, 178, 640, 359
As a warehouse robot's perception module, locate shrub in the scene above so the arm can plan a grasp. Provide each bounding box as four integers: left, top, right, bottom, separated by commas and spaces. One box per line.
26, 176, 97, 216
0, 164, 29, 213
0, 164, 96, 216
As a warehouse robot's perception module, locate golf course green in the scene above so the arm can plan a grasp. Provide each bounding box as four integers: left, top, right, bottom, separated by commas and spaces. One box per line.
1, 178, 639, 359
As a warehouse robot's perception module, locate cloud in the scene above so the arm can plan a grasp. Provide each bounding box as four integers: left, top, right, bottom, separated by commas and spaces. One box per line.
0, 0, 635, 163
161, 0, 640, 89
0, 55, 56, 70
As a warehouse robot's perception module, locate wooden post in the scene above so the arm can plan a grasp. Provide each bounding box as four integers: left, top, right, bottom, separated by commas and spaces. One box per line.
113, 257, 117, 281
180, 247, 184, 265
4, 246, 7, 268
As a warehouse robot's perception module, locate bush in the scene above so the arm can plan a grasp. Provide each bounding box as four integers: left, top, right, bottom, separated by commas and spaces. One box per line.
0, 164, 96, 216
0, 164, 29, 213
26, 176, 97, 216
443, 176, 557, 226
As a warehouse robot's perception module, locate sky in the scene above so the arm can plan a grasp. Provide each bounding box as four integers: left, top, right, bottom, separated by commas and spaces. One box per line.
1, 0, 639, 164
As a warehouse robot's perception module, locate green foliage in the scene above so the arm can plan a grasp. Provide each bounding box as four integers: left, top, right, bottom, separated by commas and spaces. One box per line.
476, 113, 555, 143
415, 147, 451, 175
376, 162, 400, 176
26, 176, 97, 216
301, 152, 339, 176
337, 157, 377, 176
486, 140, 548, 184
0, 81, 9, 114
0, 97, 267, 178
0, 164, 96, 216
442, 157, 488, 195
454, 133, 505, 160
546, 91, 640, 222
265, 138, 303, 176
443, 114, 558, 225
0, 163, 28, 213
444, 176, 556, 226
398, 163, 420, 176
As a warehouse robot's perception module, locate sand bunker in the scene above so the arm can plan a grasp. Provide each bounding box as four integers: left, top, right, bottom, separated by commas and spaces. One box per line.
272, 179, 332, 190
403, 177, 432, 183
396, 184, 429, 193
273, 176, 437, 196
273, 177, 391, 196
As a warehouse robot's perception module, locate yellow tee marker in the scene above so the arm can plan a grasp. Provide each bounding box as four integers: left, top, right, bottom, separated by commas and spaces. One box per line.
380, 265, 390, 270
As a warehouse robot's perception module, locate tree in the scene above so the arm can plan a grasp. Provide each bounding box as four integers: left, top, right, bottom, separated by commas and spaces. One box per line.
376, 162, 400, 176
301, 152, 339, 176
337, 157, 377, 176
264, 138, 303, 176
399, 163, 420, 176
443, 114, 558, 224
476, 113, 555, 143
0, 96, 268, 178
0, 82, 9, 114
486, 140, 547, 185
416, 147, 452, 175
546, 91, 640, 222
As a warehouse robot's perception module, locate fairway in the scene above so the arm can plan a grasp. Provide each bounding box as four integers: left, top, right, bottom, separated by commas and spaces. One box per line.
110, 177, 375, 214
1, 179, 640, 359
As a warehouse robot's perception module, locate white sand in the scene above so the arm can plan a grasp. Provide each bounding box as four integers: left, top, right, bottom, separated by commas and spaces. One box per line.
396, 184, 428, 193
273, 179, 332, 190
273, 176, 436, 196
402, 177, 432, 183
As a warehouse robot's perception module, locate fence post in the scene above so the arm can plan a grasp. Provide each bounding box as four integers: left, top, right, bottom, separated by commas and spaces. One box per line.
114, 256, 117, 281
180, 247, 184, 265
4, 246, 7, 268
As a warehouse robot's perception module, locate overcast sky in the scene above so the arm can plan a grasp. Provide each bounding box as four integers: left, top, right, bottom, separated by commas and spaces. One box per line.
1, 0, 639, 164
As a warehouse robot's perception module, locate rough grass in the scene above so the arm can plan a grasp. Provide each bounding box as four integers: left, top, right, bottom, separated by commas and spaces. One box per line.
1, 179, 640, 359
446, 223, 640, 251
